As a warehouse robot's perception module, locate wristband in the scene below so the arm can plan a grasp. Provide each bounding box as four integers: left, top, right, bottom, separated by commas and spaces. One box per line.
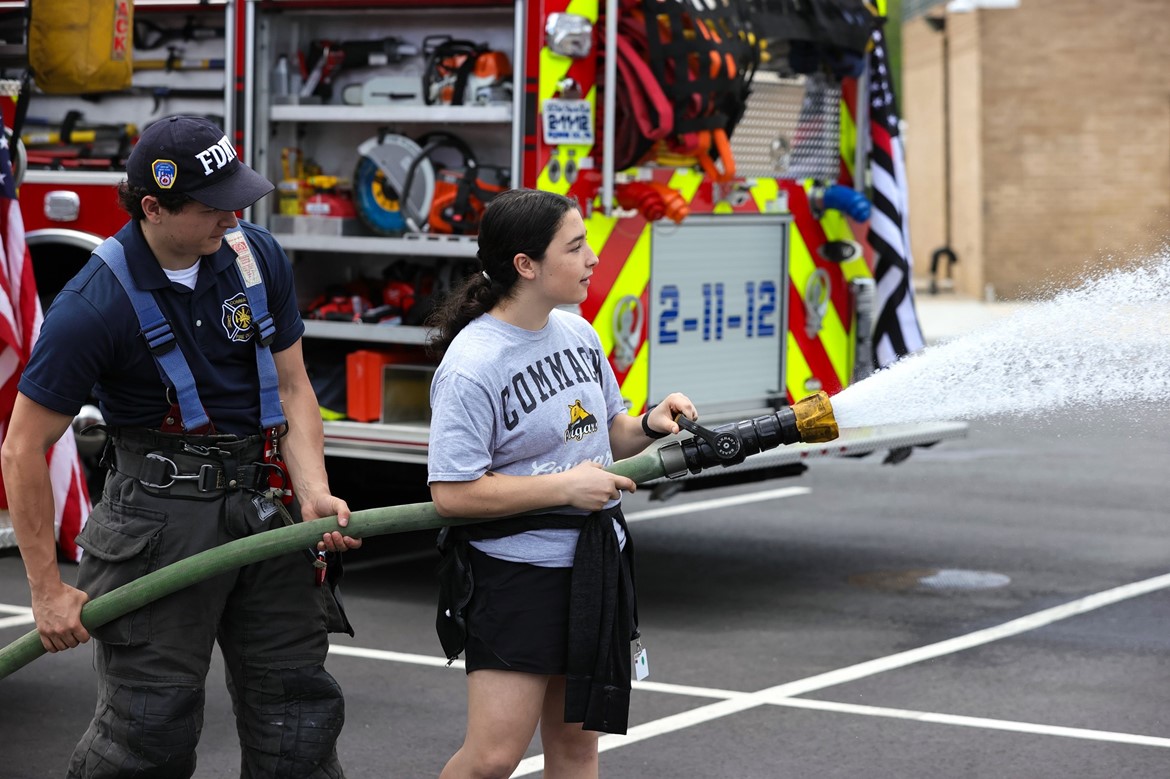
641, 409, 669, 440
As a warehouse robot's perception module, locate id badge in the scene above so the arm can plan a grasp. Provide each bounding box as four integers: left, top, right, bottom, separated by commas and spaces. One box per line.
633, 639, 649, 681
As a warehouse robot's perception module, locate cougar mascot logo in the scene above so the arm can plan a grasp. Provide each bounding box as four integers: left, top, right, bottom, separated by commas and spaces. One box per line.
564, 399, 598, 442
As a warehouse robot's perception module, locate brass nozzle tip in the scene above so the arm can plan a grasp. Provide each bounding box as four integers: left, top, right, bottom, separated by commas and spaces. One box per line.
791, 390, 839, 443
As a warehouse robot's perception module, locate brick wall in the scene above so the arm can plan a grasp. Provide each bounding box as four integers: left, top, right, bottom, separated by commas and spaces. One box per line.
902, 0, 1170, 299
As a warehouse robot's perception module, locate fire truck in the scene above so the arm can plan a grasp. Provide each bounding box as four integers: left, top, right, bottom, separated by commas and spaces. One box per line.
0, 0, 966, 546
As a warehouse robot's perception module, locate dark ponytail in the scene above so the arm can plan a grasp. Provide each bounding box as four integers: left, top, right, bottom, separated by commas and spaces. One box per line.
426, 188, 577, 356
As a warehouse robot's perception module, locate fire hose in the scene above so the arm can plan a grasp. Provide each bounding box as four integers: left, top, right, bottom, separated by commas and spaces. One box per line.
0, 392, 838, 681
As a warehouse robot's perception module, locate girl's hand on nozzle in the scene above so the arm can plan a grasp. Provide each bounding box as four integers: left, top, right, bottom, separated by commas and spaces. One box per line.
649, 392, 699, 436
562, 461, 637, 510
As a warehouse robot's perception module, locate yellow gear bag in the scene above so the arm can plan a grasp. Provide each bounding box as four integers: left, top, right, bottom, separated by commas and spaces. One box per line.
29, 0, 133, 94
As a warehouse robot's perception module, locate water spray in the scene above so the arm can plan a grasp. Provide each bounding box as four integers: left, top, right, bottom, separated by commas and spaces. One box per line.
0, 393, 839, 680
831, 256, 1170, 428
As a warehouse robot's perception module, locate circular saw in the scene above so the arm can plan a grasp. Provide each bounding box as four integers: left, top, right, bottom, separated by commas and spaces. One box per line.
352, 133, 435, 236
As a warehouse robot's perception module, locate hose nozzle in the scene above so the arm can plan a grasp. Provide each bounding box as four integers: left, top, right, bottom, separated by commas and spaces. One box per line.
790, 390, 839, 443
663, 390, 841, 476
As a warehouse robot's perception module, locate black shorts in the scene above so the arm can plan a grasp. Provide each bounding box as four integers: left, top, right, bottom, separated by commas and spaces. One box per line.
463, 546, 573, 675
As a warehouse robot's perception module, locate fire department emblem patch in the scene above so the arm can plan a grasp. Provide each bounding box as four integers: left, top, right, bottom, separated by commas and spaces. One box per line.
564, 399, 598, 442
152, 159, 177, 189
222, 292, 254, 342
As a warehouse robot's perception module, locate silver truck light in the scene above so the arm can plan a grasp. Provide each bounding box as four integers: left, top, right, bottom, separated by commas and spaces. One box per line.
546, 13, 593, 58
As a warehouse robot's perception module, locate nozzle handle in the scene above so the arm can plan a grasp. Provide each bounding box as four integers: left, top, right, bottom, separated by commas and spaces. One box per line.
677, 416, 743, 462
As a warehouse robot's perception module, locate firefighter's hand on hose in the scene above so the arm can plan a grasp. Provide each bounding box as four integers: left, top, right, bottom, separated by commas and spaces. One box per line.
562, 461, 637, 510
31, 580, 90, 653
301, 493, 362, 553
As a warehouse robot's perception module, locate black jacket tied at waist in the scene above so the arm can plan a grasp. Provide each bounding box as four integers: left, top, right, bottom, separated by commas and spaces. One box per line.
449, 505, 639, 734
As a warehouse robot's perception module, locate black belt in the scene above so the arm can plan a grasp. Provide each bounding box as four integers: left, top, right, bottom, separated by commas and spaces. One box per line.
112, 447, 275, 496
109, 426, 265, 456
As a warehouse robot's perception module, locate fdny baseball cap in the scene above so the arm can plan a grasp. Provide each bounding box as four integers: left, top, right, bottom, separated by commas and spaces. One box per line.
126, 115, 275, 211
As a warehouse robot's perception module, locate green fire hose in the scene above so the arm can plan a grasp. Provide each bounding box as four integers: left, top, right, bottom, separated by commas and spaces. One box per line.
0, 390, 840, 681
0, 448, 667, 681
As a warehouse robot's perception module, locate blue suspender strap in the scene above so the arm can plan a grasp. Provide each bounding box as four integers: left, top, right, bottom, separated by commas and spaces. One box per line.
93, 237, 213, 432
224, 230, 287, 431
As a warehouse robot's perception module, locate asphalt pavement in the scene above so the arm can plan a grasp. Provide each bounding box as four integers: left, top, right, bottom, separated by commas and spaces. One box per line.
3, 294, 1169, 777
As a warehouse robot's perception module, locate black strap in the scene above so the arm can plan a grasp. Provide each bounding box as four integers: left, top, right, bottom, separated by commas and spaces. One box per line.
446, 511, 591, 543
11, 71, 31, 144
111, 427, 264, 454
641, 407, 668, 439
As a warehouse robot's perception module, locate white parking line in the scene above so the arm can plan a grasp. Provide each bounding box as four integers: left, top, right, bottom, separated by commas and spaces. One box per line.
623, 486, 810, 523
0, 604, 33, 630
329, 644, 464, 670
510, 571, 1170, 775
755, 571, 1170, 701
0, 614, 35, 630
774, 698, 1170, 749
631, 679, 740, 700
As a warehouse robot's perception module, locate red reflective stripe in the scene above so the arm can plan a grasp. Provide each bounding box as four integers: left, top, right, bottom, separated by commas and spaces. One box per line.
564, 56, 596, 95
581, 216, 646, 323
782, 183, 851, 324
787, 282, 844, 396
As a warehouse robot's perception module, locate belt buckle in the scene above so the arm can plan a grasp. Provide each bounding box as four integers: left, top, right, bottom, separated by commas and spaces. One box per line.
197, 463, 225, 491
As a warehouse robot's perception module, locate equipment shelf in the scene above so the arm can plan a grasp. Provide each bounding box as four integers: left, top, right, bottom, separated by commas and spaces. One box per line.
269, 104, 513, 124
302, 321, 428, 345
275, 233, 479, 257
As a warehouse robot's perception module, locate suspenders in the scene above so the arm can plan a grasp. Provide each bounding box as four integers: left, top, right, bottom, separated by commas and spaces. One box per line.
93, 230, 287, 434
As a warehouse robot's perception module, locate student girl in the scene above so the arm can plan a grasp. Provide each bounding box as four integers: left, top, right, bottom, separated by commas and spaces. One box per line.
426, 188, 698, 778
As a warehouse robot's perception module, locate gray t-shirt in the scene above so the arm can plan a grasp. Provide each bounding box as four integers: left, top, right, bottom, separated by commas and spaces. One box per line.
428, 309, 629, 567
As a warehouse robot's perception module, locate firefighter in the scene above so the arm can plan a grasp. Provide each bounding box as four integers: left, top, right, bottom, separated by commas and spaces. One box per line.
427, 188, 698, 778
0, 115, 361, 778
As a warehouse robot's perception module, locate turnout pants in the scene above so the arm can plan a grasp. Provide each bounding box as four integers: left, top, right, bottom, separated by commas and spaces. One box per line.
67, 432, 346, 779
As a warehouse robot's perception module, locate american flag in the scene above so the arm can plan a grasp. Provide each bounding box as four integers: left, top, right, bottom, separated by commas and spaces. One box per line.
0, 129, 90, 561
866, 27, 926, 367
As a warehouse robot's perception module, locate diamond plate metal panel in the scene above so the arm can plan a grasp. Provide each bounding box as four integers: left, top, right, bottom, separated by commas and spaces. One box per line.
731, 72, 841, 182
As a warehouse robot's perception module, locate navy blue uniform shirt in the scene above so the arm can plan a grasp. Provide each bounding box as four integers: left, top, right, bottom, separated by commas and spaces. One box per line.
19, 219, 305, 436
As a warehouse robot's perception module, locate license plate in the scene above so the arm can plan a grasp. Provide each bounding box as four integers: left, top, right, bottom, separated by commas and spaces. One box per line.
542, 98, 594, 145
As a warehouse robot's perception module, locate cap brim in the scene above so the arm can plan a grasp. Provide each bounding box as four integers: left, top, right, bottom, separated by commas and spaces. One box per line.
188, 163, 275, 212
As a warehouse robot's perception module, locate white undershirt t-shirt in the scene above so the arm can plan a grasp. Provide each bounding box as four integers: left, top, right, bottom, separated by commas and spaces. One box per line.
163, 259, 201, 290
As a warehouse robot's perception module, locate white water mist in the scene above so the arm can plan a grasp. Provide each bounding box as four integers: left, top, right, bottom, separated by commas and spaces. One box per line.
831, 255, 1170, 428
